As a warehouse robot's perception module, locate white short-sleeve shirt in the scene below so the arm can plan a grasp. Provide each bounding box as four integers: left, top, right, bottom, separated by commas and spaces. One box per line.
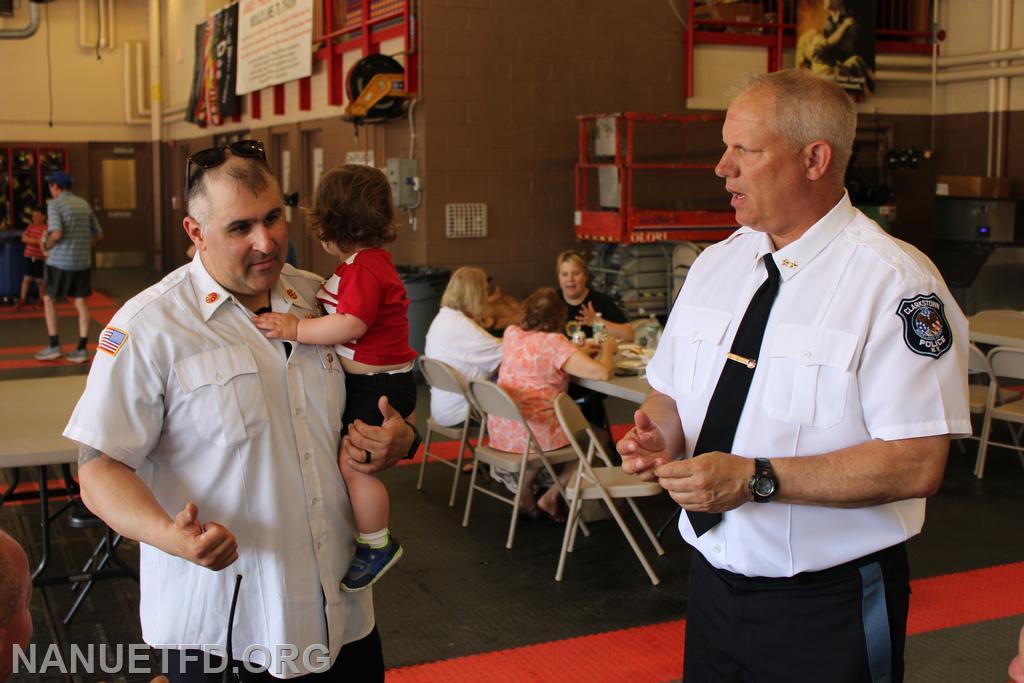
646, 192, 970, 578
64, 256, 371, 678
423, 307, 503, 426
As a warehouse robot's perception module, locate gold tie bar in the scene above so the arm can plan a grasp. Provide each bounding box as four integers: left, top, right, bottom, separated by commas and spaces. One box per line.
726, 352, 757, 369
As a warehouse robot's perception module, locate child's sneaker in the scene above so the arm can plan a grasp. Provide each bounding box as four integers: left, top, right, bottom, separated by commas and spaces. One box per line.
340, 536, 403, 593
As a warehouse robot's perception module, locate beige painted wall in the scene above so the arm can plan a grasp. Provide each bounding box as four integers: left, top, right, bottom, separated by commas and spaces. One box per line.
161, 0, 406, 141
3, 0, 1024, 145
0, 0, 150, 141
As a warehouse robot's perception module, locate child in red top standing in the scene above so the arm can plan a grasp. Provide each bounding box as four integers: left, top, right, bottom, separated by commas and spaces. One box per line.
18, 208, 48, 310
255, 164, 416, 592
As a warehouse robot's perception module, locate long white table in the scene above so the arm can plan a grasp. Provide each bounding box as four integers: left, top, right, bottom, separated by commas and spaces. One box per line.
0, 375, 84, 469
573, 373, 650, 404
0, 374, 134, 607
968, 313, 1024, 348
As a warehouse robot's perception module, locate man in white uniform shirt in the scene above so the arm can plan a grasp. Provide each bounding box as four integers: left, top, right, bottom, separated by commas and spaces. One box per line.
65, 143, 415, 681
618, 70, 969, 681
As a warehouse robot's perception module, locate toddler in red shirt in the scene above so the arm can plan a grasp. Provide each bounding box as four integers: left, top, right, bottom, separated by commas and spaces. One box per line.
18, 208, 47, 310
256, 164, 416, 592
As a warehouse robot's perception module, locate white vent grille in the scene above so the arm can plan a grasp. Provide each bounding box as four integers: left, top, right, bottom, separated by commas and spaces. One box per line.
445, 203, 488, 238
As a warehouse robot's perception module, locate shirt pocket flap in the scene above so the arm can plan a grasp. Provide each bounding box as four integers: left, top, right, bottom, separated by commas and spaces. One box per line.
175, 345, 260, 394
767, 323, 859, 371
669, 306, 733, 344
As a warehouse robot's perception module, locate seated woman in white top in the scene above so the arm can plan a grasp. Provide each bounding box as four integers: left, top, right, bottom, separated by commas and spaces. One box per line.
424, 267, 503, 426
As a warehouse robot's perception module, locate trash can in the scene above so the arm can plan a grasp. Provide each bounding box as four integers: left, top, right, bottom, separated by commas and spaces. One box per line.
0, 231, 26, 303
397, 265, 451, 357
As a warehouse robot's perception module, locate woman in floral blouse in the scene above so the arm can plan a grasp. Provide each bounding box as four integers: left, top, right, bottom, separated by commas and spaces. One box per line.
487, 287, 617, 520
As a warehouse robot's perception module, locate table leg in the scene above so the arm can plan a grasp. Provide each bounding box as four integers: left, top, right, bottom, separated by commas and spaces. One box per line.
31, 465, 50, 580
0, 467, 21, 506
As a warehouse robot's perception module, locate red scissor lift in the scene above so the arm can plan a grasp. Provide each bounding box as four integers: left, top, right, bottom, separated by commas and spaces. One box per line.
574, 112, 737, 245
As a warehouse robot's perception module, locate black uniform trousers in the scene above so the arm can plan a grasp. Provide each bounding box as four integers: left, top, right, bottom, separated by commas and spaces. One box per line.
683, 543, 910, 683
342, 370, 417, 432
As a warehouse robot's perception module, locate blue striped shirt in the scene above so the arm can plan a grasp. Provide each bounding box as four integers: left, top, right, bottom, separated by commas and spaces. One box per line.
46, 190, 102, 271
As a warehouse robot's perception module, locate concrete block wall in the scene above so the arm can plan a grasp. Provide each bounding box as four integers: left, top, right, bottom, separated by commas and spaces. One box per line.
417, 0, 692, 297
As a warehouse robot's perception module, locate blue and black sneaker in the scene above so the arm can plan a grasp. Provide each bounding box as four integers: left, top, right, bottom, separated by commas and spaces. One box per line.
341, 537, 403, 593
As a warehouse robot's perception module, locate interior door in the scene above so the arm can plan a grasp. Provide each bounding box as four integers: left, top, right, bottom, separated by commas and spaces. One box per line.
302, 127, 326, 274
88, 142, 153, 268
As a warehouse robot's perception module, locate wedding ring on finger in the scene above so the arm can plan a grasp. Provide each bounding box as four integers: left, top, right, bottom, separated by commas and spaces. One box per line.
364, 450, 373, 465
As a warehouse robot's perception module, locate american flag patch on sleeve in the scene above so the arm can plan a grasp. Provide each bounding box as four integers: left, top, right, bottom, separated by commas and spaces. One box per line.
97, 327, 128, 356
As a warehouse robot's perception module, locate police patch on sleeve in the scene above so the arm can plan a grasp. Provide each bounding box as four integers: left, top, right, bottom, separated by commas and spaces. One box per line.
897, 294, 952, 358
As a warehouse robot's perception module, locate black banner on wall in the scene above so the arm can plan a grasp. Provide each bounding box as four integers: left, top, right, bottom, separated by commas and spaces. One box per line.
186, 4, 239, 127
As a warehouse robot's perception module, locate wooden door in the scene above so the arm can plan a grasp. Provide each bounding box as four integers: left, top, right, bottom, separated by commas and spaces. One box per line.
88, 142, 152, 267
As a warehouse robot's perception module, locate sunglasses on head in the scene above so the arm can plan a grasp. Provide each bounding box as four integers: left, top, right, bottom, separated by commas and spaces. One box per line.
185, 139, 267, 192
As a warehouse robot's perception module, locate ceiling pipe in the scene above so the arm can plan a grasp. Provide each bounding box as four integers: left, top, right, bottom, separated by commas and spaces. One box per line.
879, 49, 1024, 71
122, 43, 148, 125
876, 64, 1024, 85
994, 0, 1012, 178
136, 42, 151, 117
148, 0, 163, 270
930, 0, 939, 153
942, 47, 1024, 68
987, 0, 999, 177
0, 2, 41, 40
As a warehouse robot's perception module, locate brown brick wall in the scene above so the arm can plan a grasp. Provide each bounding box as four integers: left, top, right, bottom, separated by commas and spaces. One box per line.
419, 0, 692, 297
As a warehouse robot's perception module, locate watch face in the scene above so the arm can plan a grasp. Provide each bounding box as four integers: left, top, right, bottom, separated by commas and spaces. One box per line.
753, 476, 775, 498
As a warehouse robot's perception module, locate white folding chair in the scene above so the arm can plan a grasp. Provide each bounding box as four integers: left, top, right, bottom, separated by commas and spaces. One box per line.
959, 344, 997, 456
417, 357, 480, 507
965, 343, 1016, 434
975, 346, 1024, 478
553, 393, 665, 586
462, 379, 579, 550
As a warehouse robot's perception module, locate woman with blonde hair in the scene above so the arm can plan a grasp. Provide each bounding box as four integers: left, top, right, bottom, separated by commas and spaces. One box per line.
424, 267, 503, 427
556, 250, 632, 435
556, 250, 634, 342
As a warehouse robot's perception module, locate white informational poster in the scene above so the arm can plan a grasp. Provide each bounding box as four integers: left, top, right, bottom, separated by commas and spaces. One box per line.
236, 0, 314, 96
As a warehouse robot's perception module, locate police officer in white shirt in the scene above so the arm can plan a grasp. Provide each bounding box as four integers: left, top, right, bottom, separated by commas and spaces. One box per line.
65, 143, 416, 681
618, 70, 969, 682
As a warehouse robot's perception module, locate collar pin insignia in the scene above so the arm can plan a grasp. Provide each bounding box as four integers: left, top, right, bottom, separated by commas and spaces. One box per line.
781, 259, 798, 269
205, 292, 218, 304
286, 288, 298, 300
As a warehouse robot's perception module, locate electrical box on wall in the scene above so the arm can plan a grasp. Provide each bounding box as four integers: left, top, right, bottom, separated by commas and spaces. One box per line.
387, 157, 420, 209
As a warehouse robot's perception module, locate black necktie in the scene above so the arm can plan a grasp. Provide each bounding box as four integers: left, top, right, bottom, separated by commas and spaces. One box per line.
255, 306, 292, 358
688, 253, 781, 536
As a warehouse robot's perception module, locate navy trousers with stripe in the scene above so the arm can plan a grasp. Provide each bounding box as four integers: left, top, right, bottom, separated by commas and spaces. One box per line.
683, 543, 910, 683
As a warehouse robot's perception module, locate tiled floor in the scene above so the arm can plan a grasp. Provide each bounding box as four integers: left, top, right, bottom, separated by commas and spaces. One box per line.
2, 268, 1023, 682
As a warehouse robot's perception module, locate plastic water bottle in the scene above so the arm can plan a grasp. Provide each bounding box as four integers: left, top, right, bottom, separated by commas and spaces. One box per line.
592, 312, 606, 342
644, 313, 661, 351
636, 308, 650, 346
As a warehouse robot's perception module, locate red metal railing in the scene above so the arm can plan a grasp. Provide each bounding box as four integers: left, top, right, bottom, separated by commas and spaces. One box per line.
575, 113, 736, 244
314, 0, 418, 107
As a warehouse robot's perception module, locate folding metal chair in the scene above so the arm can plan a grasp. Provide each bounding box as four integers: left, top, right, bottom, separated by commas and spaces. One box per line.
417, 357, 480, 507
975, 346, 1024, 478
553, 393, 665, 586
462, 379, 579, 550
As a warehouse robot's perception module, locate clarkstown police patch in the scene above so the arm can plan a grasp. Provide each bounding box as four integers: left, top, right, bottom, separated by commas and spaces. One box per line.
897, 293, 952, 358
